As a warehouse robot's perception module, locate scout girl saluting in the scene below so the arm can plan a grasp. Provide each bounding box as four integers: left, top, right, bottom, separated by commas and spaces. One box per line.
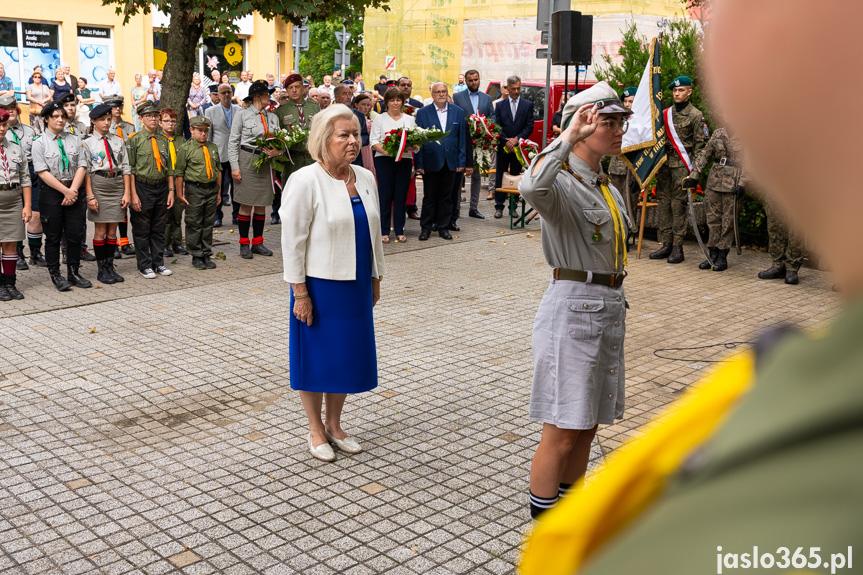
79, 103, 131, 284
0, 109, 33, 301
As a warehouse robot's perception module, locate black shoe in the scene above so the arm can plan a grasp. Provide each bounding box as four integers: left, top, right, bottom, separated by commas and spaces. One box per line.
106, 258, 124, 282
222, 198, 231, 206
49, 268, 72, 292
114, 247, 122, 259
163, 247, 174, 257
96, 261, 116, 285
240, 244, 252, 259
494, 208, 503, 219
0, 278, 11, 302
251, 243, 273, 256
439, 230, 453, 240
758, 265, 786, 280
271, 216, 280, 225
3, 274, 23, 300
448, 223, 460, 232
16, 245, 29, 270
419, 230, 431, 241
468, 209, 485, 219
67, 265, 92, 288
785, 270, 799, 285
192, 256, 208, 270
203, 256, 218, 269
29, 247, 47, 267
649, 243, 672, 259
699, 247, 718, 270
120, 244, 136, 256
213, 219, 222, 228
712, 249, 729, 272
667, 245, 684, 264
232, 217, 239, 225
173, 245, 189, 255
80, 249, 96, 262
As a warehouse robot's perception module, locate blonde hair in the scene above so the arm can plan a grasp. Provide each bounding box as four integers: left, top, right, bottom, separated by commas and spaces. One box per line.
307, 104, 360, 164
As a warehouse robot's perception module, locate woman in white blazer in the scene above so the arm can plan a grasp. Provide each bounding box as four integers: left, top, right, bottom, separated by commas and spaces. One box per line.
280, 104, 386, 462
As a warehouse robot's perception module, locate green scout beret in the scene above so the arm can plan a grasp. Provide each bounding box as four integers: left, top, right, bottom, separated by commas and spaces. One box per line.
668, 76, 692, 90
189, 116, 211, 128
621, 87, 637, 99
136, 101, 160, 116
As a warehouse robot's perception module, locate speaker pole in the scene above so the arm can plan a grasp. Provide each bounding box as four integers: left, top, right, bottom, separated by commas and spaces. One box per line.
541, 0, 554, 149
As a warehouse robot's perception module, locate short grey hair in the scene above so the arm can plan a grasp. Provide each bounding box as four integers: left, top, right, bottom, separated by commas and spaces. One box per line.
506, 75, 521, 87
307, 104, 360, 164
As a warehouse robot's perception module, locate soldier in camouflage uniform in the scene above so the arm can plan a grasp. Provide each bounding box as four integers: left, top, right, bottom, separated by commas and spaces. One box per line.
649, 76, 707, 264
607, 87, 637, 229
684, 127, 746, 271
760, 201, 804, 284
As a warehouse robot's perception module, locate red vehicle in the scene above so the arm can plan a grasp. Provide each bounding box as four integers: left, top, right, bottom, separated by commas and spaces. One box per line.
485, 79, 596, 147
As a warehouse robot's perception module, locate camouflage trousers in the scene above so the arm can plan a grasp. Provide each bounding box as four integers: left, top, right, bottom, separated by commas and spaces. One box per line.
765, 201, 804, 270
656, 165, 690, 245
705, 188, 735, 250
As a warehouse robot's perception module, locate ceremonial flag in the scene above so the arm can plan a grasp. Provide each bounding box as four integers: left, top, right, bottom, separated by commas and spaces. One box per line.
620, 37, 666, 188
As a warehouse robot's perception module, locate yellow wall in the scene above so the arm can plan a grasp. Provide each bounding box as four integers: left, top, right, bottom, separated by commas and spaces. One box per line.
1, 4, 290, 124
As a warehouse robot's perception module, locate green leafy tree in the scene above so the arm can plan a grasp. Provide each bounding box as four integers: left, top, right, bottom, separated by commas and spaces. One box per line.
299, 18, 365, 84
102, 0, 387, 136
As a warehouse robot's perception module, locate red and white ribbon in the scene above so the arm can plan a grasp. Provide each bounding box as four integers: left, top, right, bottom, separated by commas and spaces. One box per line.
663, 107, 692, 172
471, 114, 492, 138
395, 128, 408, 161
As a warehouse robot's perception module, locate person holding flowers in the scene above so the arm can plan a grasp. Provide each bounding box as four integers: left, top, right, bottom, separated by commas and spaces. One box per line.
453, 69, 494, 219
228, 80, 281, 259
370, 87, 416, 243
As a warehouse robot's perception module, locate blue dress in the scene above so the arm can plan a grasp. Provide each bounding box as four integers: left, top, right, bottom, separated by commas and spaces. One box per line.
289, 196, 378, 393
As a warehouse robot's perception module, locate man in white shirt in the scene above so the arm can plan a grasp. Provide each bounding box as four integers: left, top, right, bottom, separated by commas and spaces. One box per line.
233, 71, 251, 105
321, 75, 335, 99
98, 68, 122, 101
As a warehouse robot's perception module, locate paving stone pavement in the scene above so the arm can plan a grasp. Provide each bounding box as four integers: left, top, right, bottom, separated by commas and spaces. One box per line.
0, 193, 842, 575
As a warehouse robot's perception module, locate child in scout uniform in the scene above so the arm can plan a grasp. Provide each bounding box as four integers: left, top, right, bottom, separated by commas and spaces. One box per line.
158, 107, 189, 258
59, 91, 96, 264
0, 109, 33, 301
175, 116, 221, 270
127, 100, 175, 279
79, 103, 131, 285
0, 95, 45, 269
31, 100, 90, 291
105, 95, 136, 258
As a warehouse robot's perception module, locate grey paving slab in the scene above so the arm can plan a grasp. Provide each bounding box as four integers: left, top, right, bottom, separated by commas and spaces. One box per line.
0, 185, 841, 574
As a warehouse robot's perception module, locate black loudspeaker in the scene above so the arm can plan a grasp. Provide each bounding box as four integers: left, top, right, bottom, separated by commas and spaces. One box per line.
551, 11, 593, 66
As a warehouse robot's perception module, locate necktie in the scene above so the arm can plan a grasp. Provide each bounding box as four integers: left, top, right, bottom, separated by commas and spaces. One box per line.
259, 111, 269, 134
511, 99, 517, 118
166, 137, 177, 170
202, 143, 213, 180
103, 136, 115, 176
56, 136, 70, 172
150, 136, 163, 173
600, 183, 628, 269
0, 145, 10, 184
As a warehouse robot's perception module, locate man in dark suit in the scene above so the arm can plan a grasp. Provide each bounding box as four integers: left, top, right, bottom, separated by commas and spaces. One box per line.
492, 75, 534, 218
453, 69, 494, 219
333, 84, 369, 168
414, 83, 470, 241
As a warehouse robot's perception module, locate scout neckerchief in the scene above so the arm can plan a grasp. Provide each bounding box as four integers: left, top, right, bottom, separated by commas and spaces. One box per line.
297, 102, 305, 126
148, 134, 163, 173
163, 134, 177, 170
663, 106, 692, 171
9, 126, 21, 146
55, 134, 70, 171
259, 110, 269, 134
201, 142, 213, 180
565, 164, 627, 269
102, 135, 115, 177
0, 143, 10, 183
114, 122, 124, 140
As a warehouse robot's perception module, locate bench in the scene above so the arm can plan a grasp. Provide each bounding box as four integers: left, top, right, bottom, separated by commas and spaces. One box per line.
496, 188, 534, 229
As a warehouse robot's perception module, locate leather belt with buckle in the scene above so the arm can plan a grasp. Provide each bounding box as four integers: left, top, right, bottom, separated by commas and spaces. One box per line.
185, 180, 217, 186
135, 176, 165, 186
553, 268, 627, 288
0, 184, 21, 191
240, 144, 259, 154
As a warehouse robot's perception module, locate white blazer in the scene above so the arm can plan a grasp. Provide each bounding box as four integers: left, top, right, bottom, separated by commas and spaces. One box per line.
280, 163, 385, 284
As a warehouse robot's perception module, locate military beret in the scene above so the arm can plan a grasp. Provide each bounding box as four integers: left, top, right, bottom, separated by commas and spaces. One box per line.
59, 92, 77, 105
668, 76, 692, 90
562, 81, 634, 129
621, 87, 637, 99
0, 109, 9, 123
0, 95, 16, 107
189, 115, 211, 127
40, 100, 64, 118
136, 101, 160, 116
341, 79, 354, 85
89, 103, 112, 120
208, 84, 220, 94
284, 73, 303, 87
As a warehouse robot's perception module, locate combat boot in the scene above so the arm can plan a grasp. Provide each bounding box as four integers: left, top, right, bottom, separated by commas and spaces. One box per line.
29, 246, 47, 267
649, 243, 672, 259
785, 269, 799, 285
67, 265, 92, 289
4, 274, 24, 300
49, 267, 73, 291
96, 260, 116, 285
712, 249, 730, 272
240, 244, 253, 259
667, 245, 684, 264
0, 275, 12, 301
758, 265, 785, 280
106, 255, 124, 283
699, 247, 718, 270
16, 244, 28, 270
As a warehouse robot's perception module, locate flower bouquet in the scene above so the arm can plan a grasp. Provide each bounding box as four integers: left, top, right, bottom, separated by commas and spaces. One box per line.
468, 114, 501, 174
251, 126, 308, 172
402, 104, 418, 116
381, 126, 447, 161
515, 139, 539, 168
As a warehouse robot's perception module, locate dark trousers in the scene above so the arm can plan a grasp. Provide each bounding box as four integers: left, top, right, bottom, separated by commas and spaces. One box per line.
450, 172, 464, 224
40, 187, 85, 270
215, 162, 238, 223
374, 156, 412, 236
494, 147, 523, 209
130, 180, 169, 271
420, 167, 456, 233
